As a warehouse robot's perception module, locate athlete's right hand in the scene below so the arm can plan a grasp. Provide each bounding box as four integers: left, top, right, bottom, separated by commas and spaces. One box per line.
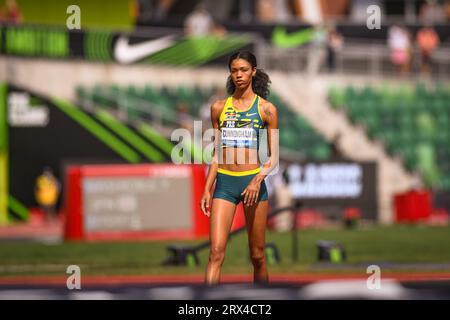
200, 192, 211, 217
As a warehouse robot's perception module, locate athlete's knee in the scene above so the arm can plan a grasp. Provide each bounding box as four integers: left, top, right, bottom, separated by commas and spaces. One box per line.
209, 246, 226, 265
250, 246, 266, 267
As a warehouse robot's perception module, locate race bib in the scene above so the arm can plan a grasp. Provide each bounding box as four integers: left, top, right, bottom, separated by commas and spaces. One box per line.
221, 128, 255, 148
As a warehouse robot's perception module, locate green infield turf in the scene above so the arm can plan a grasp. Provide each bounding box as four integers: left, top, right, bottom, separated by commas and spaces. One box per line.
0, 225, 449, 277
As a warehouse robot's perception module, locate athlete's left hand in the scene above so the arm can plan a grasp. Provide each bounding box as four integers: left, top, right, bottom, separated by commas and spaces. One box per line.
241, 179, 261, 206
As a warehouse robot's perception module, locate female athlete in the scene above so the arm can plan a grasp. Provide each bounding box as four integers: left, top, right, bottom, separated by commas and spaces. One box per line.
200, 51, 279, 285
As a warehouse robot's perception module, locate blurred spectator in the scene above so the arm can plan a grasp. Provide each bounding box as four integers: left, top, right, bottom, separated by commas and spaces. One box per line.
445, 0, 450, 19
130, 0, 140, 23
291, 0, 323, 24
203, 0, 234, 22
154, 0, 174, 21
416, 25, 440, 75
0, 0, 22, 24
307, 24, 327, 76
329, 132, 345, 161
257, 0, 292, 23
34, 167, 60, 223
387, 24, 412, 76
326, 24, 344, 72
136, 0, 152, 22
239, 0, 253, 23
211, 22, 228, 37
184, 3, 227, 38
419, 0, 446, 24
184, 3, 214, 37
321, 0, 350, 20
257, 0, 274, 22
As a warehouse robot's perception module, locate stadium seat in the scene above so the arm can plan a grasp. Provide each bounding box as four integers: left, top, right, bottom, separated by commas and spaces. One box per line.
329, 83, 450, 190
76, 84, 333, 160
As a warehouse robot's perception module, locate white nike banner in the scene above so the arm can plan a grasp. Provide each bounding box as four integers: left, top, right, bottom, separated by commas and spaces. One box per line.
114, 35, 176, 64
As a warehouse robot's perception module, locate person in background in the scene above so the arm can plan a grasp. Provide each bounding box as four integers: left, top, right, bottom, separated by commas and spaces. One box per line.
329, 132, 345, 161
34, 167, 61, 223
326, 24, 344, 72
257, 0, 292, 23
307, 24, 327, 76
419, 0, 446, 24
387, 24, 412, 76
154, 0, 174, 21
131, 0, 140, 23
416, 24, 440, 75
445, 0, 450, 20
184, 2, 227, 38
0, 0, 22, 24
184, 2, 214, 37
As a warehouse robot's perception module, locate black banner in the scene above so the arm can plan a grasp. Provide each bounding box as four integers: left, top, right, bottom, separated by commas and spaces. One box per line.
0, 24, 252, 66
284, 161, 378, 220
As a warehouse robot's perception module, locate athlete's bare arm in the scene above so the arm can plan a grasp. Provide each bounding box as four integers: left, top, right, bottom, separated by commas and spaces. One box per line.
259, 99, 279, 176
200, 99, 226, 217
241, 99, 279, 206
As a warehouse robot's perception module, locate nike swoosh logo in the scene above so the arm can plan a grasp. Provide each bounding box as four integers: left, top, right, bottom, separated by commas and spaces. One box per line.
245, 113, 257, 117
237, 123, 251, 128
272, 26, 315, 48
114, 35, 176, 64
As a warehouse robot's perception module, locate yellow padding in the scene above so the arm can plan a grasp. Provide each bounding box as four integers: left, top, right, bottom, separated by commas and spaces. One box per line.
217, 167, 261, 176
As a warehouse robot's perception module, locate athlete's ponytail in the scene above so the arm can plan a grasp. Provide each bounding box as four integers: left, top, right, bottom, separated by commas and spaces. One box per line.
226, 51, 271, 99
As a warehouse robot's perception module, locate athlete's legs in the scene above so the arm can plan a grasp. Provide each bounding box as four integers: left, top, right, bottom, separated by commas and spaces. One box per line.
205, 198, 237, 285
243, 200, 269, 283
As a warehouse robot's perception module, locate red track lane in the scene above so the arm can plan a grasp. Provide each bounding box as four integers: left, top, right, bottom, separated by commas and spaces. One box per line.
1, 273, 450, 287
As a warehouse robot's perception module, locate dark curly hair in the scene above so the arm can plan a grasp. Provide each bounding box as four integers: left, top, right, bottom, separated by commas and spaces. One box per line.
226, 51, 271, 99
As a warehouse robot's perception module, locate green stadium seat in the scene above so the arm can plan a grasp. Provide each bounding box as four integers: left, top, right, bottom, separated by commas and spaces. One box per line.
311, 143, 330, 160
415, 83, 429, 99
416, 143, 440, 187
328, 86, 346, 109
330, 82, 450, 189
345, 86, 358, 102
416, 111, 437, 137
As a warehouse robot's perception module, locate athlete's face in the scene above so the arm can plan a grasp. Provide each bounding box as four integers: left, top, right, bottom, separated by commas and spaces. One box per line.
229, 59, 256, 90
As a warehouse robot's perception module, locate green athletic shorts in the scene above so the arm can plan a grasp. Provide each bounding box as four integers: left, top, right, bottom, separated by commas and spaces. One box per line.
213, 168, 268, 205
